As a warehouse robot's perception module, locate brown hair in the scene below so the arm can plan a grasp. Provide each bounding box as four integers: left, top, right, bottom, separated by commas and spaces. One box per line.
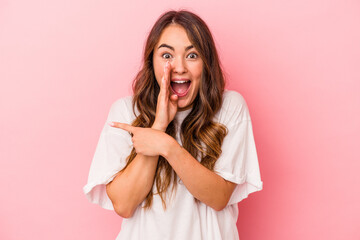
121, 10, 227, 209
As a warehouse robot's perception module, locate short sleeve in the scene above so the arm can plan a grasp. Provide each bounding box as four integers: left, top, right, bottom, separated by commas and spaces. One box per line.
82, 97, 134, 210
214, 91, 263, 205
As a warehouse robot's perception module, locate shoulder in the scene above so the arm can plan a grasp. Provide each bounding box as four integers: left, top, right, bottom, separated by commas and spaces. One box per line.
222, 90, 247, 108
110, 95, 133, 111
107, 95, 135, 124
214, 90, 252, 127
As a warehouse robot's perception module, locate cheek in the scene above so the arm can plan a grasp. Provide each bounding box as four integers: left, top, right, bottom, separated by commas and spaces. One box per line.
190, 63, 203, 88
191, 61, 203, 78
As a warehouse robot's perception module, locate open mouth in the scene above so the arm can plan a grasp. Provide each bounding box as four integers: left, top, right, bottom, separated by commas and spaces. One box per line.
170, 79, 191, 97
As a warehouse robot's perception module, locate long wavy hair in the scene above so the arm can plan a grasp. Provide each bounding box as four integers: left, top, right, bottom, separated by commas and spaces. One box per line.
120, 10, 228, 209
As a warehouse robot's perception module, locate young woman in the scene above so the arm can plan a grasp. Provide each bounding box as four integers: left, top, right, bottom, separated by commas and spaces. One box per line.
83, 10, 263, 240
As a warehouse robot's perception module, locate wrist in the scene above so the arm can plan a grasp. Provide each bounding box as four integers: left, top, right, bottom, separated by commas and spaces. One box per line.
161, 136, 179, 159
151, 122, 167, 132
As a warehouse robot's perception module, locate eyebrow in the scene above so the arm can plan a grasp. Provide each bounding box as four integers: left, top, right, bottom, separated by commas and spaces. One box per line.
158, 43, 194, 51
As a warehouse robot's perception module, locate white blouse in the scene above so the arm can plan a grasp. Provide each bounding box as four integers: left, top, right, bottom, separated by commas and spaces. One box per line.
83, 90, 263, 240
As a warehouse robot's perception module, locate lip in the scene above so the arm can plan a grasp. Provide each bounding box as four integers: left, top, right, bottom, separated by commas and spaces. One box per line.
170, 78, 192, 97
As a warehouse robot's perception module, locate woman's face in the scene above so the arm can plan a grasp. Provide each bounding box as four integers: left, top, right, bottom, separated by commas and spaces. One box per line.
153, 24, 203, 111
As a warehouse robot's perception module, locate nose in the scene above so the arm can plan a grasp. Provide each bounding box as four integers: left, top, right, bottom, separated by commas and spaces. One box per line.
171, 57, 187, 74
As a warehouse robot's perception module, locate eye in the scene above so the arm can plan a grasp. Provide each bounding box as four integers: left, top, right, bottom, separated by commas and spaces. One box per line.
187, 52, 198, 59
162, 53, 172, 59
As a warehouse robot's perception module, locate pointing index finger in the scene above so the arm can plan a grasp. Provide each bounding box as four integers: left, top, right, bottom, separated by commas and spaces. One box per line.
108, 122, 135, 134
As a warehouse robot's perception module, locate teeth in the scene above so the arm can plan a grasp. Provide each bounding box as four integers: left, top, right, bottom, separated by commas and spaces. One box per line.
173, 80, 190, 84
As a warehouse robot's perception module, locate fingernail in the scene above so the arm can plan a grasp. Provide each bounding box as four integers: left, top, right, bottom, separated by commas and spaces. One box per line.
108, 121, 114, 127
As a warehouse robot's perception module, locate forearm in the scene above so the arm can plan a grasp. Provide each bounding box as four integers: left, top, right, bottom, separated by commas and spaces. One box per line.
162, 140, 235, 211
106, 153, 159, 218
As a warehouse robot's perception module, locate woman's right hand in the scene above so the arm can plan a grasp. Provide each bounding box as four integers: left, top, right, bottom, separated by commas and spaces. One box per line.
152, 61, 178, 132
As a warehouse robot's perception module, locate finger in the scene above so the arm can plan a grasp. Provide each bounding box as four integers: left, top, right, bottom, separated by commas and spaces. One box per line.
170, 94, 179, 112
170, 94, 178, 102
163, 61, 171, 90
108, 122, 135, 133
160, 61, 170, 96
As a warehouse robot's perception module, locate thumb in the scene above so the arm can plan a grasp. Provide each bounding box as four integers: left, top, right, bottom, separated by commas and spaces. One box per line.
170, 94, 178, 103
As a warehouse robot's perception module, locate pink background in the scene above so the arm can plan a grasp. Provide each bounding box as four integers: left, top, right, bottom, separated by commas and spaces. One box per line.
1, 0, 359, 239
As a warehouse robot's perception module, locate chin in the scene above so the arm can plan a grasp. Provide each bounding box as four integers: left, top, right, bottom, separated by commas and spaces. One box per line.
177, 100, 189, 108
177, 98, 195, 111
177, 103, 188, 109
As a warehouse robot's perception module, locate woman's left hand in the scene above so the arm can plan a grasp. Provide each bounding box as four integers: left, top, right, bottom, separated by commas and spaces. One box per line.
108, 122, 175, 157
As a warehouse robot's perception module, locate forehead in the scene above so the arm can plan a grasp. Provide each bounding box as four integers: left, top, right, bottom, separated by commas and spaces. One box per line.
155, 24, 192, 48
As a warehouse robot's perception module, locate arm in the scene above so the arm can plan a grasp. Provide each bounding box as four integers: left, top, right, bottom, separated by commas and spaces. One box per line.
163, 139, 236, 211
105, 153, 159, 218
105, 123, 171, 219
